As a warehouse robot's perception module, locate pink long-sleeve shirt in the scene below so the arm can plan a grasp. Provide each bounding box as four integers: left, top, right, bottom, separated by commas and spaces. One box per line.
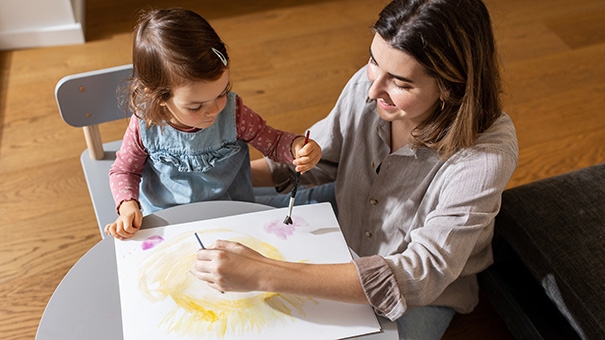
109, 95, 298, 211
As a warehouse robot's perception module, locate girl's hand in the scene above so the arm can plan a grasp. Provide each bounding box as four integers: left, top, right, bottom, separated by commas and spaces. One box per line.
104, 200, 143, 240
291, 137, 322, 173
194, 240, 270, 293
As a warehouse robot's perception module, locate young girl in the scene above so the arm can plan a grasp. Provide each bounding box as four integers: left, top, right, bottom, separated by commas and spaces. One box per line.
104, 8, 321, 240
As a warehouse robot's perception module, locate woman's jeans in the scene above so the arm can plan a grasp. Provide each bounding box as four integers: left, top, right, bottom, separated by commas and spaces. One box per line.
395, 305, 455, 340
253, 182, 338, 217
253, 183, 455, 339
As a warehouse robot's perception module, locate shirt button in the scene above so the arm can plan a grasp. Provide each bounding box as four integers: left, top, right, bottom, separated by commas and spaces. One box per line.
369, 198, 378, 206
365, 231, 373, 238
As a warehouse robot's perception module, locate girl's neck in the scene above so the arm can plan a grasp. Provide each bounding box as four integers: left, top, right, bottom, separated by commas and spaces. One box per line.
167, 119, 199, 132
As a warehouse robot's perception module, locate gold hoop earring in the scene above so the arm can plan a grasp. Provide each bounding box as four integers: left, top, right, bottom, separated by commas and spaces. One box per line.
441, 100, 445, 111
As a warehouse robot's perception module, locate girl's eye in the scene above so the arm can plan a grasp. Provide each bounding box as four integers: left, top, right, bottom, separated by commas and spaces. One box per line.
188, 105, 203, 112
220, 83, 232, 97
369, 56, 378, 66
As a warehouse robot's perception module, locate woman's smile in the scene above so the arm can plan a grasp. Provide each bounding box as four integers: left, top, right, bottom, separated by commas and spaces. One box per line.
377, 98, 397, 112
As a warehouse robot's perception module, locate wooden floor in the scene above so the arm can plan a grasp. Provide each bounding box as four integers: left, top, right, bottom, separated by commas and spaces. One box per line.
1, 0, 603, 339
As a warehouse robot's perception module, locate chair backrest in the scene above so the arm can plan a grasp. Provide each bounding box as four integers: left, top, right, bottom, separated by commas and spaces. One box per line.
55, 64, 133, 160
56, 64, 133, 127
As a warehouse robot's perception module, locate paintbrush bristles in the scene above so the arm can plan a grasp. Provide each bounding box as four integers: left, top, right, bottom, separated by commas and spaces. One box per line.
284, 165, 301, 225
284, 197, 295, 225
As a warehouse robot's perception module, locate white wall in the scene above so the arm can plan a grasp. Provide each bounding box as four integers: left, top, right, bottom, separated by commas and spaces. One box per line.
0, 0, 85, 50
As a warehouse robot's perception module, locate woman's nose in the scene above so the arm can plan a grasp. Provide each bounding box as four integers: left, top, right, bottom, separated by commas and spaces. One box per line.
367, 74, 387, 100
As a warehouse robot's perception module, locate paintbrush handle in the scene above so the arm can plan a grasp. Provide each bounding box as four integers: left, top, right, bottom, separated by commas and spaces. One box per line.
291, 172, 301, 197
290, 130, 310, 198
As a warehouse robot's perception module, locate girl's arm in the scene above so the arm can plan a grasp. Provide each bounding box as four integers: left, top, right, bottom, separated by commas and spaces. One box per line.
106, 116, 147, 239
109, 116, 147, 212
235, 96, 299, 164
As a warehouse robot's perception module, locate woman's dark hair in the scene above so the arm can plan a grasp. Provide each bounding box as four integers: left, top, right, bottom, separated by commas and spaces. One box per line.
129, 8, 229, 126
374, 0, 502, 158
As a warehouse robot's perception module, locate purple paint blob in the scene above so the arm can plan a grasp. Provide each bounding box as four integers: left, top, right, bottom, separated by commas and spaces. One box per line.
142, 235, 164, 250
264, 217, 309, 240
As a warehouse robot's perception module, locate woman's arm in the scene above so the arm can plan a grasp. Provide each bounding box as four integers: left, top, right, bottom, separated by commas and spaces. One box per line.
194, 239, 369, 304
250, 158, 274, 187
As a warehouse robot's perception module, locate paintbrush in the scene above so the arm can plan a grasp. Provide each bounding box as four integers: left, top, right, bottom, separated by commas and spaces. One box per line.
194, 232, 206, 249
283, 130, 310, 225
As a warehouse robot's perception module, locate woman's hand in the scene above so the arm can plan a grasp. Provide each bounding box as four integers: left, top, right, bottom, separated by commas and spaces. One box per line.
194, 240, 270, 292
291, 136, 322, 173
104, 200, 143, 240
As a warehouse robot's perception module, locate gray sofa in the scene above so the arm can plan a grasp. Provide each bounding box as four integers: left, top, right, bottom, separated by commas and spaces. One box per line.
479, 163, 605, 339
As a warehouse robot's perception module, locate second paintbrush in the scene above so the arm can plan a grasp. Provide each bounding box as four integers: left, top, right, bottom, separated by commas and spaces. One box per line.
283, 130, 310, 225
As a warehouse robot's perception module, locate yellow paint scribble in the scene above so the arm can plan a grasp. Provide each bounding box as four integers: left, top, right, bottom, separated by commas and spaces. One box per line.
137, 229, 311, 339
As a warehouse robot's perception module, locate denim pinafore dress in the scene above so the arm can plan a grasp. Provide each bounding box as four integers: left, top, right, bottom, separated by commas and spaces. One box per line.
138, 92, 253, 215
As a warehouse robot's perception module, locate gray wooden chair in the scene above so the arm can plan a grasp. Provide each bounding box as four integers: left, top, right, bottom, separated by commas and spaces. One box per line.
55, 64, 133, 237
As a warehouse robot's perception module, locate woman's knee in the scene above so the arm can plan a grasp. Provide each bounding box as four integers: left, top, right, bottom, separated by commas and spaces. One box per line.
396, 306, 455, 340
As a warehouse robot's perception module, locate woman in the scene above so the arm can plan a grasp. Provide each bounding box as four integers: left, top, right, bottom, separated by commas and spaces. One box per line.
195, 0, 518, 338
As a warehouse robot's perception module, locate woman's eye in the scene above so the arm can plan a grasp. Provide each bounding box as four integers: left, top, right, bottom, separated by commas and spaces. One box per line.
188, 106, 202, 112
394, 82, 411, 90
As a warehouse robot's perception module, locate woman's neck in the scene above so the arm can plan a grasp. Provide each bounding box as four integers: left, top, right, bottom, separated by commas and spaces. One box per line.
390, 120, 416, 152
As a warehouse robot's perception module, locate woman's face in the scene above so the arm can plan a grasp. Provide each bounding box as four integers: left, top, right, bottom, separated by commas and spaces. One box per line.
161, 69, 230, 129
367, 33, 441, 126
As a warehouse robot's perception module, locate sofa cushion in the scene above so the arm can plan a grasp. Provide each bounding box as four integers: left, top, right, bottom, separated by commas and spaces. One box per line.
495, 163, 605, 340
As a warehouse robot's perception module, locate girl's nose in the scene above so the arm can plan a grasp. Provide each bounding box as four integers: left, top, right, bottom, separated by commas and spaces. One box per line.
205, 102, 221, 117
206, 96, 227, 117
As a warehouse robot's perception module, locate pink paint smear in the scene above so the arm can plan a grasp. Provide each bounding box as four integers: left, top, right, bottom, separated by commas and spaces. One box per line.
264, 217, 309, 240
142, 235, 164, 250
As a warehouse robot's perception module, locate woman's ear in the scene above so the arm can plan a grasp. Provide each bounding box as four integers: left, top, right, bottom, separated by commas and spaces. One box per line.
439, 87, 449, 102
435, 77, 449, 103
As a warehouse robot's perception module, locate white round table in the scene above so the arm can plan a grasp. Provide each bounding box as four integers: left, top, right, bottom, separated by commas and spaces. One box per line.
35, 201, 397, 339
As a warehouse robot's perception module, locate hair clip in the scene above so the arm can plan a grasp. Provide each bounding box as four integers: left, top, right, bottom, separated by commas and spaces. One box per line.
212, 48, 228, 66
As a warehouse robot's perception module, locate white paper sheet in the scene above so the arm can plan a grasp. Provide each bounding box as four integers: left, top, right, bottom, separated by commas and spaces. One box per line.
114, 202, 381, 340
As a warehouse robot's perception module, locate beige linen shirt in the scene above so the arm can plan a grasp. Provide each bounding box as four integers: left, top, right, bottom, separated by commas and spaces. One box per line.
268, 66, 519, 320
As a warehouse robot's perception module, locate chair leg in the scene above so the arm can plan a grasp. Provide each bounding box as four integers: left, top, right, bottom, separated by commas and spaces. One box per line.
83, 125, 105, 160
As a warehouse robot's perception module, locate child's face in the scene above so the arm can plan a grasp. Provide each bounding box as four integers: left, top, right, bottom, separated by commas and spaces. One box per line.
161, 69, 231, 129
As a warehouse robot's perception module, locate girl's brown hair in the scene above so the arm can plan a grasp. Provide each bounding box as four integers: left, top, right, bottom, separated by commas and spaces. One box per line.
128, 8, 229, 126
374, 0, 502, 158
